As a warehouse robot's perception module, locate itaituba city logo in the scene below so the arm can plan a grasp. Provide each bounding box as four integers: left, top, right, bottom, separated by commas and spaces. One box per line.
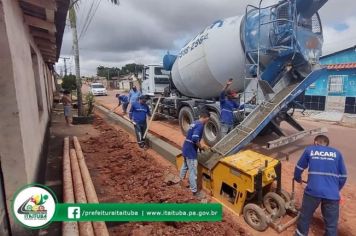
12, 184, 57, 228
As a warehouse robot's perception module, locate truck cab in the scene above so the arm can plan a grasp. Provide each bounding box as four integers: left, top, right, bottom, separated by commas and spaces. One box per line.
141, 65, 170, 95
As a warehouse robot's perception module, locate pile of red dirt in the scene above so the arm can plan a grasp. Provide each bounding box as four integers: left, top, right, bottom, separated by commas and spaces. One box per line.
80, 117, 249, 236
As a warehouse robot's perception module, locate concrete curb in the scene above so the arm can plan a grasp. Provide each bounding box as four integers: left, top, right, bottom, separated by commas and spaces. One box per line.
94, 104, 181, 164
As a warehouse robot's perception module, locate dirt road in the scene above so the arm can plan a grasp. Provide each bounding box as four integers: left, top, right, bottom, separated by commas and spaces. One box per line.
88, 86, 356, 184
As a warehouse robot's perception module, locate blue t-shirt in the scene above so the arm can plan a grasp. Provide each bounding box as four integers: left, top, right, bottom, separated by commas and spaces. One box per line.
129, 102, 151, 124
294, 145, 347, 200
182, 120, 204, 159
118, 95, 129, 103
220, 91, 240, 125
128, 90, 141, 103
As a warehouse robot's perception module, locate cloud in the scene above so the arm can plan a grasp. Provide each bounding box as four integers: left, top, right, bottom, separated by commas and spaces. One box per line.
57, 0, 356, 75
322, 16, 356, 55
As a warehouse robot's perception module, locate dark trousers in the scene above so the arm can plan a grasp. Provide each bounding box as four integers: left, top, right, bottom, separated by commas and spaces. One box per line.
296, 193, 339, 236
122, 102, 129, 113
134, 123, 147, 146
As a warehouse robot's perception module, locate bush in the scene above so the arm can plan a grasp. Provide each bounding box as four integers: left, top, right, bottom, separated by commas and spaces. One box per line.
62, 75, 77, 91
85, 92, 95, 116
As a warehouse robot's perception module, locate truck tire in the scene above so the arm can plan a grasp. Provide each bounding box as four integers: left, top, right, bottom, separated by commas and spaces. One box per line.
179, 106, 194, 136
263, 192, 286, 218
243, 203, 268, 231
203, 112, 221, 146
147, 100, 159, 121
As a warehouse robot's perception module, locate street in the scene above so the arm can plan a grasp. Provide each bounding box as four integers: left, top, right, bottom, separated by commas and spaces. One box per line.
87, 86, 356, 184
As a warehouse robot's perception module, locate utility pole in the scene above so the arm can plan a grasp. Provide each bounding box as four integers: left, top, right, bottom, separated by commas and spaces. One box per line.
107, 69, 110, 89
60, 57, 70, 76
69, 1, 83, 116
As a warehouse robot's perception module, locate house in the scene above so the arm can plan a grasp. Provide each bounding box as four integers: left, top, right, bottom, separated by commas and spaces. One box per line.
0, 0, 69, 234
299, 46, 356, 113
119, 74, 141, 91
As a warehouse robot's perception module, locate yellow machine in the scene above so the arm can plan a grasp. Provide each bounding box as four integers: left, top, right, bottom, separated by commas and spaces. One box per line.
176, 150, 299, 232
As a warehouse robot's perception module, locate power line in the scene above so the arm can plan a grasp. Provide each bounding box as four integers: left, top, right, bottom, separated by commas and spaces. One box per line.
78, 0, 96, 38
78, 0, 99, 40
82, 0, 102, 38
60, 57, 71, 76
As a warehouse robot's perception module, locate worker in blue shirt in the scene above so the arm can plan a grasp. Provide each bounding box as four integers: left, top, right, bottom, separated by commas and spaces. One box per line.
128, 85, 141, 103
113, 93, 129, 114
220, 78, 242, 136
180, 111, 210, 198
128, 85, 141, 114
294, 135, 347, 236
129, 95, 151, 148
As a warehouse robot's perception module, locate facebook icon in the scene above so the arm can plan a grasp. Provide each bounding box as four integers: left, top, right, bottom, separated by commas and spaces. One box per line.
68, 207, 80, 219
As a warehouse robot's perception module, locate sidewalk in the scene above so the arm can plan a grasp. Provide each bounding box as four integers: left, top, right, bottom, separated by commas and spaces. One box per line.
38, 102, 99, 236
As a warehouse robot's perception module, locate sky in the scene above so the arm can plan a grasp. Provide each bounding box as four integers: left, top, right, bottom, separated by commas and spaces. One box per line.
57, 0, 356, 76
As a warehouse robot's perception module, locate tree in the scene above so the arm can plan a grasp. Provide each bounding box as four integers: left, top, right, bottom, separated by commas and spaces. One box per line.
97, 66, 120, 79
61, 74, 77, 91
120, 63, 144, 76
69, 0, 119, 116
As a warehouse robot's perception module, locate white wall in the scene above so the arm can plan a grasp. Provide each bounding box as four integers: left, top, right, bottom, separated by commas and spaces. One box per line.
0, 0, 55, 233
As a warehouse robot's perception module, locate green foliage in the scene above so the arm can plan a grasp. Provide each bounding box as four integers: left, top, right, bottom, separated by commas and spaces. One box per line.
96, 63, 144, 78
120, 63, 143, 76
97, 66, 120, 79
85, 92, 95, 116
62, 74, 77, 91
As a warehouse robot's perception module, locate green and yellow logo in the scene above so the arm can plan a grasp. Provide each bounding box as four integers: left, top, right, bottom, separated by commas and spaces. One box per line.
12, 184, 57, 229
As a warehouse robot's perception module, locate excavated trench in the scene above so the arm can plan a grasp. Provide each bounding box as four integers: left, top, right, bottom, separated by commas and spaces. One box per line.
79, 114, 356, 236
80, 116, 249, 236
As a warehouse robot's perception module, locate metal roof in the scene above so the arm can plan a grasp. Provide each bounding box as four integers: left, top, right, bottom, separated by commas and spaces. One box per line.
19, 0, 70, 65
326, 63, 356, 70
321, 45, 356, 59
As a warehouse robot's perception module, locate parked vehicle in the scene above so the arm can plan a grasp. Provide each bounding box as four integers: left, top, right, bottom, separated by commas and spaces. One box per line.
90, 83, 107, 96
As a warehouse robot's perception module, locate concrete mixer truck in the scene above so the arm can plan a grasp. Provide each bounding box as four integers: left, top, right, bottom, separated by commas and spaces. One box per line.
143, 0, 328, 147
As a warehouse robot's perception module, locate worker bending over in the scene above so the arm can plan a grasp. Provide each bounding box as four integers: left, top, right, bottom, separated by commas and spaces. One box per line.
180, 111, 210, 198
220, 78, 242, 136
114, 93, 129, 114
294, 135, 347, 236
129, 95, 151, 148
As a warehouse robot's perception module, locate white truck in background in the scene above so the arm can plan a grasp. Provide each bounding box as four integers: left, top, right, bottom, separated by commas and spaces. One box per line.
141, 65, 170, 95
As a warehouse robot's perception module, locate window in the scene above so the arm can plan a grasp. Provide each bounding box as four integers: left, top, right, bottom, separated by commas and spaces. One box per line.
143, 68, 149, 80
91, 84, 104, 88
31, 47, 44, 114
154, 67, 169, 76
328, 75, 346, 93
154, 77, 169, 84
154, 67, 163, 75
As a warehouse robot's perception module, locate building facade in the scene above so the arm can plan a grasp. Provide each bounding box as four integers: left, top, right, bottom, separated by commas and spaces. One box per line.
299, 46, 356, 113
0, 0, 69, 234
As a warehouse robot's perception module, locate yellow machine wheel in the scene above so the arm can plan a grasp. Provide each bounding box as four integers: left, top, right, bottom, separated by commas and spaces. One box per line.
263, 192, 286, 218
243, 203, 268, 231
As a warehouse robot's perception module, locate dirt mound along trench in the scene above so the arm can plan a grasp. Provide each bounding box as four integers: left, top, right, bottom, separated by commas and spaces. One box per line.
80, 117, 249, 236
